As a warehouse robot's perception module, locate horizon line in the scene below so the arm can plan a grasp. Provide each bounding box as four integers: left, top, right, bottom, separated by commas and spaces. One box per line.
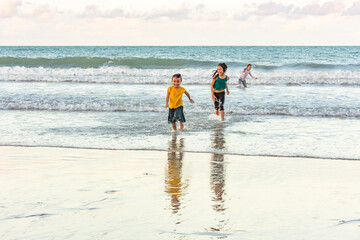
1, 45, 359, 47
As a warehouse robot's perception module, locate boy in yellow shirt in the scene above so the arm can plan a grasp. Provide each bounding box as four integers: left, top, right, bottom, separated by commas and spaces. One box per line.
165, 73, 194, 130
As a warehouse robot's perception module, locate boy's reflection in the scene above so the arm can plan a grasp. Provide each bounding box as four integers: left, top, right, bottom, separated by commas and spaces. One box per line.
165, 133, 185, 214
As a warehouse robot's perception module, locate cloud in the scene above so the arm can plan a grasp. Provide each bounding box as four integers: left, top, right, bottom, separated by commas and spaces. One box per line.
136, 3, 192, 20
0, 0, 21, 18
196, 4, 205, 11
252, 2, 293, 16
80, 5, 127, 18
343, 0, 360, 15
31, 4, 64, 19
0, 0, 64, 20
232, 0, 351, 21
1, 1, 359, 23
232, 14, 249, 21
78, 3, 197, 20
293, 0, 344, 16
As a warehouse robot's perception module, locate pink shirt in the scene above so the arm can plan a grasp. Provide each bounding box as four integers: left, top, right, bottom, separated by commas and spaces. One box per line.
239, 69, 255, 80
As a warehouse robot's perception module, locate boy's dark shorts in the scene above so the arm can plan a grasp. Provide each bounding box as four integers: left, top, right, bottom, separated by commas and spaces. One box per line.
168, 106, 186, 124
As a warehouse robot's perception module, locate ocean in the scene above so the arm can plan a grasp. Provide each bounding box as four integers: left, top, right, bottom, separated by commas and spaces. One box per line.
1, 46, 359, 159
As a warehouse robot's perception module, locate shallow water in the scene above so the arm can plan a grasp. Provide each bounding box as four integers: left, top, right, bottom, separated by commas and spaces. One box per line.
1, 82, 360, 159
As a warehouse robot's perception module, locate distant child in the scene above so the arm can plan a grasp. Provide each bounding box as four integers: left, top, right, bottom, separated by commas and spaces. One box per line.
211, 63, 230, 121
165, 73, 194, 130
238, 64, 258, 87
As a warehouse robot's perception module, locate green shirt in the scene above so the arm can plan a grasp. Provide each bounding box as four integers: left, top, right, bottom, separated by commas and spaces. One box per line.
213, 76, 227, 91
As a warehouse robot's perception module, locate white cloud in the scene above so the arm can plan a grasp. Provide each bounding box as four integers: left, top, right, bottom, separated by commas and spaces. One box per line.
252, 2, 293, 16
77, 3, 196, 20
293, 0, 345, 16
30, 4, 64, 19
232, 0, 351, 20
79, 5, 127, 18
0, 0, 21, 18
143, 3, 192, 20
343, 0, 360, 15
0, 0, 359, 45
2, 1, 358, 21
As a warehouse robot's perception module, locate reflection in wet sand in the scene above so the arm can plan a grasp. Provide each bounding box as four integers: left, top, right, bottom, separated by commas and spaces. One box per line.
209, 124, 228, 236
165, 133, 185, 214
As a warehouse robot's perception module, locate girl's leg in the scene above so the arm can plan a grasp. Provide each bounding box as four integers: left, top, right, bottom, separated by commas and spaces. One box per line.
179, 122, 184, 130
172, 122, 177, 130
219, 92, 225, 121
220, 110, 225, 121
239, 79, 247, 88
214, 93, 220, 115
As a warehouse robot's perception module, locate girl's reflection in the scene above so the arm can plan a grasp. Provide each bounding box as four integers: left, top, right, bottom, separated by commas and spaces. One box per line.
211, 124, 226, 212
165, 133, 185, 214
209, 124, 228, 235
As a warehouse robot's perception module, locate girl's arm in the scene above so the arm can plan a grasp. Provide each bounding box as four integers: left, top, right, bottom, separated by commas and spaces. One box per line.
210, 78, 216, 102
226, 76, 230, 95
185, 91, 194, 104
249, 71, 258, 79
164, 91, 170, 108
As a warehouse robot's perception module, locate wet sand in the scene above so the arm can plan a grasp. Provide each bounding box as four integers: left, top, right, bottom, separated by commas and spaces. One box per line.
1, 144, 360, 240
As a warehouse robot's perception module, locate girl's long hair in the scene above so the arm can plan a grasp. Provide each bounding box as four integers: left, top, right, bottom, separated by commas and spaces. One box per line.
212, 63, 228, 79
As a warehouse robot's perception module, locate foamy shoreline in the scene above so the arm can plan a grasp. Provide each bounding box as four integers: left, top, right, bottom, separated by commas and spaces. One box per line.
1, 145, 359, 161
1, 146, 360, 239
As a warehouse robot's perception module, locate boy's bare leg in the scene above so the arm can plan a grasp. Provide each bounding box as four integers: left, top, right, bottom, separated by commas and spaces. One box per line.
172, 123, 177, 131
179, 122, 184, 130
220, 110, 225, 121
215, 110, 219, 116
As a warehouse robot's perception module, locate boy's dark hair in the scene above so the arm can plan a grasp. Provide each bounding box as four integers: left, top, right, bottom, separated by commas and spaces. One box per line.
212, 63, 228, 79
172, 73, 182, 81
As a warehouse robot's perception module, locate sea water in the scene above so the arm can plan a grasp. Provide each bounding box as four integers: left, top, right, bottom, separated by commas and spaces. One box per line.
0, 46, 360, 159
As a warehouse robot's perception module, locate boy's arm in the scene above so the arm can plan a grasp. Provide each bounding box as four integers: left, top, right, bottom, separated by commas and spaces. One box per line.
185, 91, 194, 104
164, 91, 170, 108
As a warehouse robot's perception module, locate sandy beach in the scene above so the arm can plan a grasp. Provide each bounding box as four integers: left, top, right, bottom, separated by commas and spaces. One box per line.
1, 145, 359, 240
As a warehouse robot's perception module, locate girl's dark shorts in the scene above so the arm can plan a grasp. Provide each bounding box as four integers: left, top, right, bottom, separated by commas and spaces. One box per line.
239, 78, 247, 87
168, 106, 186, 123
214, 91, 225, 111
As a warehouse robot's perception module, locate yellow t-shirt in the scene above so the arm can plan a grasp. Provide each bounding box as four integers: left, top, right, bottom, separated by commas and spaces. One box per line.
168, 86, 186, 109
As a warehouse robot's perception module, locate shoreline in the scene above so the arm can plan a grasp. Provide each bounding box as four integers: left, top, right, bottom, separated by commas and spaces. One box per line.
1, 145, 359, 162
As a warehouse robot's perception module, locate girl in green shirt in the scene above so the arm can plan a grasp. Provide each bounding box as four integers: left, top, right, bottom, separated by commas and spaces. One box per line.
211, 63, 230, 121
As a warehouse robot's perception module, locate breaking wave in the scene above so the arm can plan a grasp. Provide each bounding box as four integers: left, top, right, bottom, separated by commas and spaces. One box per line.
1, 66, 360, 85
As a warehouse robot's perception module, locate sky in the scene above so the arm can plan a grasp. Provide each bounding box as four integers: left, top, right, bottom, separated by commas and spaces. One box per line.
0, 0, 359, 45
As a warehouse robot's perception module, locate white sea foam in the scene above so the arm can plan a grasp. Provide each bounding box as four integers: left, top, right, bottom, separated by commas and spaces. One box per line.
1, 101, 359, 117
1, 66, 360, 85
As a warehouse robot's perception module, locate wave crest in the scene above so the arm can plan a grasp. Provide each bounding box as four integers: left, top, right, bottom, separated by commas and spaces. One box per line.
1, 56, 360, 70
1, 66, 360, 85
1, 102, 359, 118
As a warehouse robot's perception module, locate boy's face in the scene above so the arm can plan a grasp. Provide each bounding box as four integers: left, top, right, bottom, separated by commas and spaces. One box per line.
247, 66, 252, 71
172, 77, 182, 88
